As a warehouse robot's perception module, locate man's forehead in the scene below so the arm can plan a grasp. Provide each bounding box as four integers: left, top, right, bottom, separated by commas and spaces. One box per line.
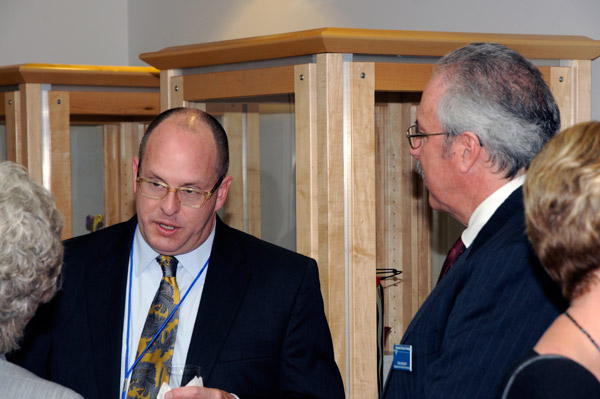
162, 113, 207, 131
419, 76, 446, 115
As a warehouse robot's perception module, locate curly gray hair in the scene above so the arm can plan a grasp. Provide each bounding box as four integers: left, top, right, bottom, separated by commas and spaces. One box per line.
0, 162, 64, 354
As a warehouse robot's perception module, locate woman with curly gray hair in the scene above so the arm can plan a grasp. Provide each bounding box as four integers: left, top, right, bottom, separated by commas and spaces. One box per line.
0, 162, 83, 399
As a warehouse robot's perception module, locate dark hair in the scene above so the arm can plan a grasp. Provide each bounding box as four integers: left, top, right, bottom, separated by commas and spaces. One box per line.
524, 121, 600, 300
138, 107, 229, 179
436, 42, 561, 178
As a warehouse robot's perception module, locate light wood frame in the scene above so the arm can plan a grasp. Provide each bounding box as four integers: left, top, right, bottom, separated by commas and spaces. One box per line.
0, 63, 160, 238
140, 28, 600, 398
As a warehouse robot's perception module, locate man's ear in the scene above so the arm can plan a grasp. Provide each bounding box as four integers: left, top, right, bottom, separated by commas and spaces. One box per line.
458, 132, 483, 173
214, 175, 233, 212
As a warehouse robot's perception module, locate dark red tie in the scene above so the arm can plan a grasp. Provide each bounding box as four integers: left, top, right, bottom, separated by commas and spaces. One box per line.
437, 237, 466, 284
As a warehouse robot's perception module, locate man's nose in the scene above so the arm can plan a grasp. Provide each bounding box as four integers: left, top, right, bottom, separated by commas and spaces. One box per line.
160, 189, 181, 215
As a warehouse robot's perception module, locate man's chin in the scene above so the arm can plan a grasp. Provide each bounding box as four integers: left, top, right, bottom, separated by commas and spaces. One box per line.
146, 235, 180, 256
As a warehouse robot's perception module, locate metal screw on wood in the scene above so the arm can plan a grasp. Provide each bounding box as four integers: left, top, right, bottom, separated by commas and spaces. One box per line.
174, 86, 179, 91
559, 76, 564, 83
57, 99, 61, 105
361, 72, 366, 79
299, 74, 304, 81
8, 100, 12, 105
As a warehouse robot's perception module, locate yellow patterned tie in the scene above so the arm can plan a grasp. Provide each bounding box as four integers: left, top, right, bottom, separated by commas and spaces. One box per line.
127, 255, 180, 399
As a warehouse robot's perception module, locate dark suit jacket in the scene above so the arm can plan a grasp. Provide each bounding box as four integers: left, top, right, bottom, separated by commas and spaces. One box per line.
381, 188, 566, 399
10, 216, 345, 399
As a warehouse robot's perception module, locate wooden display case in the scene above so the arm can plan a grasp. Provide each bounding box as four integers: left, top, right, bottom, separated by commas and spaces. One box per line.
139, 28, 600, 398
0, 63, 160, 238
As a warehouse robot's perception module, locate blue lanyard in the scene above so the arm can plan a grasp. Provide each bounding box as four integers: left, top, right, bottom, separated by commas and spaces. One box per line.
121, 236, 209, 399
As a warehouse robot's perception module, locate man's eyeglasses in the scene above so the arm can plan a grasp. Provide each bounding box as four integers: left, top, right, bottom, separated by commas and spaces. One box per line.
136, 175, 225, 208
406, 124, 484, 149
405, 124, 449, 149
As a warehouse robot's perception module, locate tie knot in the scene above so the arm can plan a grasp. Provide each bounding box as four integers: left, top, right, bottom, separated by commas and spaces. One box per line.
157, 255, 178, 278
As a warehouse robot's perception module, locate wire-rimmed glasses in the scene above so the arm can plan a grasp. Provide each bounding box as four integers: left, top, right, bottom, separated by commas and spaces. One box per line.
136, 175, 224, 208
405, 124, 449, 149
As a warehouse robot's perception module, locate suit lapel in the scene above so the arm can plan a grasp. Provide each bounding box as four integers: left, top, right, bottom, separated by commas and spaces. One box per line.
184, 218, 251, 382
403, 188, 524, 341
85, 218, 137, 398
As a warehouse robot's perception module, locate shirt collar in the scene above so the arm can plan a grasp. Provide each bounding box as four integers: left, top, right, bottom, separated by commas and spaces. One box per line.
133, 222, 216, 278
461, 174, 525, 248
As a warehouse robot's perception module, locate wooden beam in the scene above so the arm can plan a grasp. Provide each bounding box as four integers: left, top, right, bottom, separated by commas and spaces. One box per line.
375, 63, 434, 92
20, 83, 43, 183
47, 91, 72, 239
0, 63, 159, 87
218, 104, 244, 231
245, 104, 261, 238
549, 67, 572, 129
140, 28, 600, 70
294, 63, 318, 261
68, 91, 159, 117
348, 61, 377, 399
4, 91, 21, 163
182, 66, 295, 102
316, 52, 347, 392
104, 124, 121, 227
569, 60, 592, 124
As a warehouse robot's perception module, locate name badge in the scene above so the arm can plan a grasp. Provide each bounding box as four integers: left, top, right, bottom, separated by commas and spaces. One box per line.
393, 344, 412, 371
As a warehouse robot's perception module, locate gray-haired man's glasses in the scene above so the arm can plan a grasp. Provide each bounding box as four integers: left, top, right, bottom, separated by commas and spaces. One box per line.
406, 124, 484, 149
405, 124, 449, 149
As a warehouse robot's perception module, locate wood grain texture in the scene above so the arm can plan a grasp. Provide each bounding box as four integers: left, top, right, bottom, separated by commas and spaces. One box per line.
20, 84, 43, 184
69, 91, 159, 116
348, 62, 377, 399
294, 63, 319, 261
549, 67, 572, 129
218, 105, 244, 231
47, 91, 72, 239
103, 124, 121, 227
569, 60, 592, 124
316, 52, 347, 390
182, 66, 295, 101
245, 104, 262, 238
4, 91, 21, 163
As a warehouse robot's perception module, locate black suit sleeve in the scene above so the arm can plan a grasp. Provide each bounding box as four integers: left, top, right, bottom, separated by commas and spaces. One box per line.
278, 258, 345, 398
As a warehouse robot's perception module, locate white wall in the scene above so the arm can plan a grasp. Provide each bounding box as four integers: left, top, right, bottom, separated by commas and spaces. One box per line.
0, 0, 129, 65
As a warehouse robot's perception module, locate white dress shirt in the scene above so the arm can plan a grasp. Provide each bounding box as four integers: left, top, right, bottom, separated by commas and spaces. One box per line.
119, 224, 215, 392
461, 174, 525, 248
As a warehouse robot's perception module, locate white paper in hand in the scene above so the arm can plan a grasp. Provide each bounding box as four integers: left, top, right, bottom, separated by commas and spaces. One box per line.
156, 376, 204, 399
